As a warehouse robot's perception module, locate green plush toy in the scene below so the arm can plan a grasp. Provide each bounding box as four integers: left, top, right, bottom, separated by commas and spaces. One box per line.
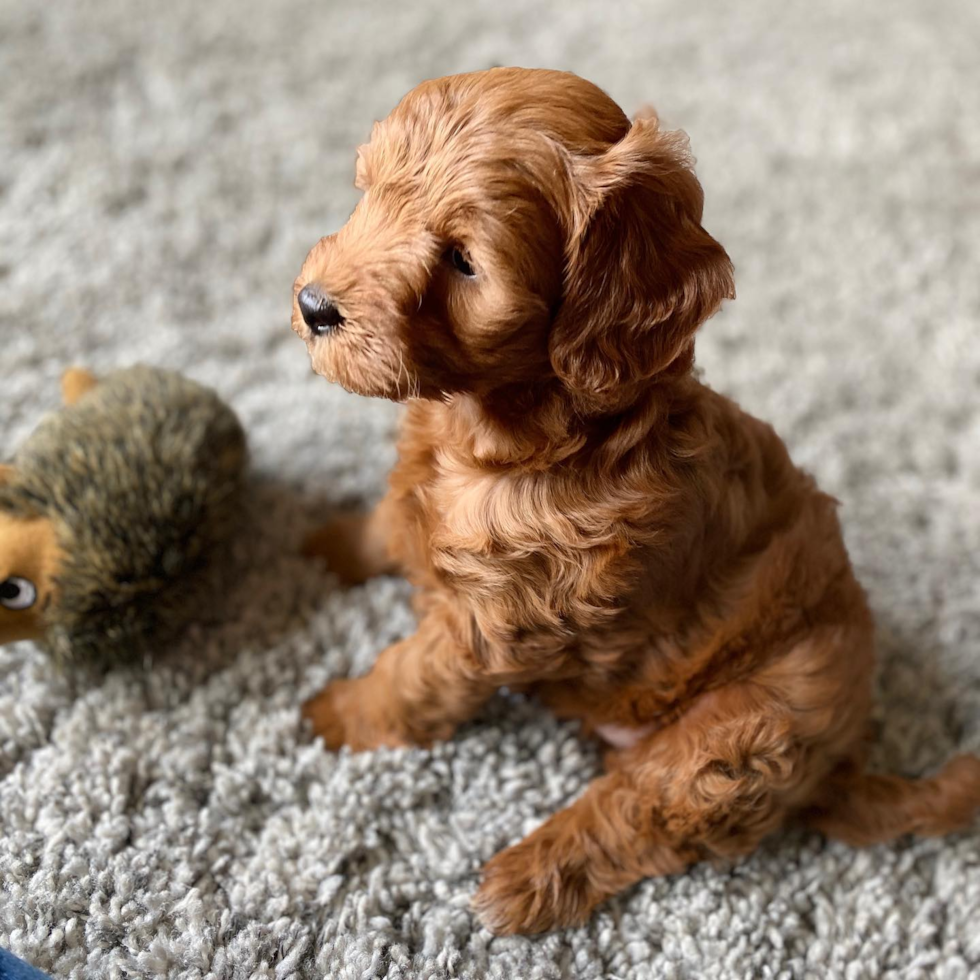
0, 366, 247, 668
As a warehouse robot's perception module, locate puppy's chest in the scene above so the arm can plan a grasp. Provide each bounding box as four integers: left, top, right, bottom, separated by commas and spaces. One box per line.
423, 464, 549, 567
406, 459, 638, 611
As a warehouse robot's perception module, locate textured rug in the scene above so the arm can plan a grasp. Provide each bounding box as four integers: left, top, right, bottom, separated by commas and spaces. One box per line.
1, 1, 979, 978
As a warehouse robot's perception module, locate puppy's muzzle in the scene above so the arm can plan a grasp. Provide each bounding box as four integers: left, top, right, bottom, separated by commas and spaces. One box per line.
298, 284, 345, 336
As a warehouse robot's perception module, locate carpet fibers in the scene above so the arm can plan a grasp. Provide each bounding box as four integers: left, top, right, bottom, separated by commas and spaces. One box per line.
1, 1, 979, 978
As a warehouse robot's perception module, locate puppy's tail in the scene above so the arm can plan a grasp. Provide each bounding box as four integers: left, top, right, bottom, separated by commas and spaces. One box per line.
804, 754, 980, 846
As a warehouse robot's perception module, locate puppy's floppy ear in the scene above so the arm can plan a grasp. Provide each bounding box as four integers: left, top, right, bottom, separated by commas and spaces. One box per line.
549, 113, 734, 410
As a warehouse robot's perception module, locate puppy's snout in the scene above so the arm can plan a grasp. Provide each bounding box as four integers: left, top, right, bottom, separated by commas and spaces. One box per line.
298, 284, 345, 335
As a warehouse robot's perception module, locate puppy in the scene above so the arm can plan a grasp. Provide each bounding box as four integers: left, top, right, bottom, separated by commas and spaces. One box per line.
292, 68, 980, 934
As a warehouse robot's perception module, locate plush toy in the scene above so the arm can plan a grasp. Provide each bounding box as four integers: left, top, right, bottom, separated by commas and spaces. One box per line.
0, 366, 247, 668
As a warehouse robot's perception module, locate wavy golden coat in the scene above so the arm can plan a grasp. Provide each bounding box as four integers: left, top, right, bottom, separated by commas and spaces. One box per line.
292, 68, 980, 934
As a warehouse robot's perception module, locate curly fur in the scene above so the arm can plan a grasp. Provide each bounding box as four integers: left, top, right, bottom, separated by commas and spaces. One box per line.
292, 68, 980, 935
0, 366, 247, 668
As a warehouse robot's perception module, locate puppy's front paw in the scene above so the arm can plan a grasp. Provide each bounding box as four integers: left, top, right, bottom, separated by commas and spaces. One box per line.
473, 834, 597, 935
302, 678, 408, 752
302, 680, 354, 750
303, 512, 390, 585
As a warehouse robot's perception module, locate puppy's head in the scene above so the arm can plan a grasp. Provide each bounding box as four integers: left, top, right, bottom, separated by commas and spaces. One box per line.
292, 68, 734, 410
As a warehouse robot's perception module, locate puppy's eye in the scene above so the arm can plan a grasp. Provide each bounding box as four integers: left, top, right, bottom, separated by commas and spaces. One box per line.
448, 247, 476, 277
0, 576, 37, 611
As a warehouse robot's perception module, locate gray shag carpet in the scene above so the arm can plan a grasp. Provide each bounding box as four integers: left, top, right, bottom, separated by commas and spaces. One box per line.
1, 1, 979, 978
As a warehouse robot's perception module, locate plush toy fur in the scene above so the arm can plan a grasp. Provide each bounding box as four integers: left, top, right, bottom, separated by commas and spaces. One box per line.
0, 366, 247, 667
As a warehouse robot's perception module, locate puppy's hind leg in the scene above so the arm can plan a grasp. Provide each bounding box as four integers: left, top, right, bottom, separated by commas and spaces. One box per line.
804, 754, 980, 846
475, 683, 801, 935
303, 496, 400, 585
473, 769, 694, 935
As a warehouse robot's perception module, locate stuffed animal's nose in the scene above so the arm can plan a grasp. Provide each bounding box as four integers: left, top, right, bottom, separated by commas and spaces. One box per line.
297, 284, 345, 335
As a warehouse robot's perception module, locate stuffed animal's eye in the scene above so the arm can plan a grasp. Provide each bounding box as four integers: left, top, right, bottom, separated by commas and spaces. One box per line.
0, 577, 37, 611
448, 247, 476, 277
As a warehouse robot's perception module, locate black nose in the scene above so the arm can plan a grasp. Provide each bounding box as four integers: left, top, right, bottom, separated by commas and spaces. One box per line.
297, 284, 345, 335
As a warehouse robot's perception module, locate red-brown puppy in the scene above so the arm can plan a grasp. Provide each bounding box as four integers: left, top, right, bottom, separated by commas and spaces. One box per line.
292, 68, 980, 934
